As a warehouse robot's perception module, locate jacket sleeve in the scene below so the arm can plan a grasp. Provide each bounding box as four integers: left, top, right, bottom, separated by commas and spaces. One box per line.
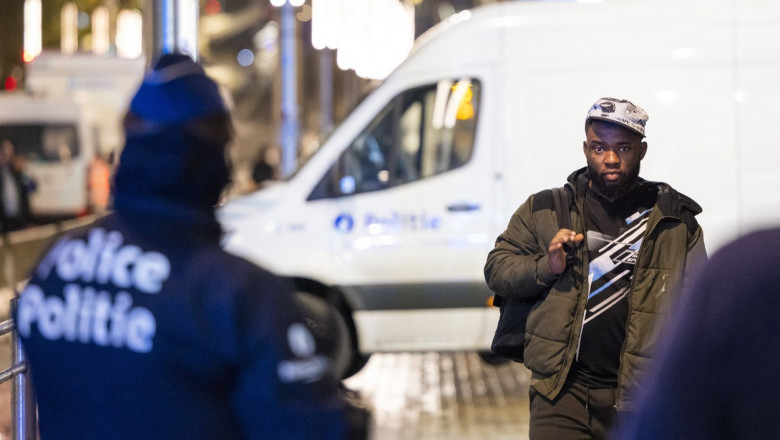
682, 224, 708, 294
484, 195, 559, 300
231, 273, 369, 440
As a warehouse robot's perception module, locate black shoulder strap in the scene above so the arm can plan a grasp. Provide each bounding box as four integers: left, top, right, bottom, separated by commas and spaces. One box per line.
552, 187, 575, 263
552, 187, 571, 230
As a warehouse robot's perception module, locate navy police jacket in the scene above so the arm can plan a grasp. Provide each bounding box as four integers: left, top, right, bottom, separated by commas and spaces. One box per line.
15, 122, 366, 439
16, 211, 364, 439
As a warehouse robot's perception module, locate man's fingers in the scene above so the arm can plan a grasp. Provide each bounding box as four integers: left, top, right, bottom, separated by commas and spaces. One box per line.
551, 230, 583, 246
548, 229, 583, 275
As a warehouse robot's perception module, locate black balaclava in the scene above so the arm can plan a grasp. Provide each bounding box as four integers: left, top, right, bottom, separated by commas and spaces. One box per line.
112, 54, 230, 233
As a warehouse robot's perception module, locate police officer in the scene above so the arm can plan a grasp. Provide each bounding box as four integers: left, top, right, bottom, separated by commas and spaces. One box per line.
15, 53, 368, 440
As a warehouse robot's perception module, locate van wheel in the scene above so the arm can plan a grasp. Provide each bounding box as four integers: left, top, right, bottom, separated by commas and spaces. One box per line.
343, 352, 371, 379
293, 291, 355, 380
478, 351, 512, 366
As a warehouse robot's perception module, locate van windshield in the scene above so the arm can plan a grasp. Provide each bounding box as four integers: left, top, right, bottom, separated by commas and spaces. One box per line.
0, 124, 80, 162
308, 78, 480, 201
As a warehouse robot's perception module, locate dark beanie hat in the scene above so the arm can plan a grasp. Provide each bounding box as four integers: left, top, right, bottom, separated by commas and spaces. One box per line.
129, 53, 227, 123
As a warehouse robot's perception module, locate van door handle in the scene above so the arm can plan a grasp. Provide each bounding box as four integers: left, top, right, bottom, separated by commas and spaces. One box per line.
447, 203, 481, 212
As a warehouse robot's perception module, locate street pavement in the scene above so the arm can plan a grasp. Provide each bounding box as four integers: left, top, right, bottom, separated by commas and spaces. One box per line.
345, 351, 531, 440
0, 319, 530, 440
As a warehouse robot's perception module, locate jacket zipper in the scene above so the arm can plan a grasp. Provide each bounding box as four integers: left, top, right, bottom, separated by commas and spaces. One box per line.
614, 211, 674, 409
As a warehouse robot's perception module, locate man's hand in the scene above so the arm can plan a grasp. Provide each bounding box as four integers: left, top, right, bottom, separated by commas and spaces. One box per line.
548, 229, 584, 275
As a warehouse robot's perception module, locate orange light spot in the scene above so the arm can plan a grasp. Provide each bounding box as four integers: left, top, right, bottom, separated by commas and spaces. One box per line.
204, 0, 221, 15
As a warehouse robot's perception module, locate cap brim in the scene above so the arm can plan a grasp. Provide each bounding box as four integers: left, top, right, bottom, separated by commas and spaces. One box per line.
587, 116, 645, 138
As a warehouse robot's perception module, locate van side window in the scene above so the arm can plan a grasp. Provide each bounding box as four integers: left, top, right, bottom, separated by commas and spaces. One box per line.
0, 124, 80, 162
308, 78, 480, 200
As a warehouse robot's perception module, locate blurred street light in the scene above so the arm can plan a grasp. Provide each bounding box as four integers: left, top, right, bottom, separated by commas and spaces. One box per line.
92, 6, 109, 54
312, 0, 414, 80
61, 2, 78, 54
24, 0, 42, 62
116, 9, 144, 58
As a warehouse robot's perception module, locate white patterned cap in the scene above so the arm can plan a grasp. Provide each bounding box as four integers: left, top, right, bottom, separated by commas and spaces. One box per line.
586, 97, 648, 137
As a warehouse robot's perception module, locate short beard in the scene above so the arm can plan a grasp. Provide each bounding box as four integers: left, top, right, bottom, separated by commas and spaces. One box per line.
588, 162, 640, 201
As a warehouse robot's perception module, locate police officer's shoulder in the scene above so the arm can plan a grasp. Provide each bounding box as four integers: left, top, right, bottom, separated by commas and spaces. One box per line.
197, 248, 297, 326
215, 249, 286, 287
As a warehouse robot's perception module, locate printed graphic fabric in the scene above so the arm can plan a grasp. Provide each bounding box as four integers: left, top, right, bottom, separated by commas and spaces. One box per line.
574, 193, 652, 386
584, 210, 649, 326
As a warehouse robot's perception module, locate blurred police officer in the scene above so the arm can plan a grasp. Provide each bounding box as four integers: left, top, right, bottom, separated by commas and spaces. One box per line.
15, 53, 368, 440
616, 227, 780, 439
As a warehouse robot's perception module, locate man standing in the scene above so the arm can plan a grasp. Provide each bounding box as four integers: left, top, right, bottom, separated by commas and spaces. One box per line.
484, 97, 707, 439
15, 54, 367, 440
0, 139, 32, 232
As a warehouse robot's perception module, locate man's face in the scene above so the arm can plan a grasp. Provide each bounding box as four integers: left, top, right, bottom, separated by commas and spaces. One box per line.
583, 120, 647, 200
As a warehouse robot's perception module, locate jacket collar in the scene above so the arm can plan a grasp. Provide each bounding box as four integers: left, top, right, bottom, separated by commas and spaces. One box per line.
113, 197, 223, 243
565, 166, 702, 219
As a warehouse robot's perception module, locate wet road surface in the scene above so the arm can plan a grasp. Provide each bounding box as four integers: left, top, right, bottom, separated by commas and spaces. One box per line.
344, 351, 531, 440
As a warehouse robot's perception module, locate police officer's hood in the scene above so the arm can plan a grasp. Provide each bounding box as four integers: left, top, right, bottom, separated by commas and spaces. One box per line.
112, 54, 230, 240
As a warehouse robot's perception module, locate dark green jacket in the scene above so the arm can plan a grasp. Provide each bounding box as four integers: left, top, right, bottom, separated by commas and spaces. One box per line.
484, 168, 708, 409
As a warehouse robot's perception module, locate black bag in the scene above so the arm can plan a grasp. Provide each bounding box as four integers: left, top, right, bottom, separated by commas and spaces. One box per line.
490, 187, 572, 363
490, 294, 539, 363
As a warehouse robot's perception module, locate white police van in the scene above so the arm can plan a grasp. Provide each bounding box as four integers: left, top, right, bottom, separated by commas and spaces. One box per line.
0, 93, 97, 219
218, 0, 780, 377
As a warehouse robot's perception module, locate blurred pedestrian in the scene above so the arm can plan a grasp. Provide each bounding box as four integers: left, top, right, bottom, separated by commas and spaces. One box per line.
0, 138, 33, 232
15, 53, 368, 440
615, 227, 780, 439
89, 152, 112, 212
251, 146, 279, 187
484, 97, 708, 439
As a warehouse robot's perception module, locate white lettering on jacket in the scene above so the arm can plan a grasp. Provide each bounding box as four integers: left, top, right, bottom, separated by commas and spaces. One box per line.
36, 228, 170, 294
277, 323, 328, 383
17, 284, 156, 353
18, 228, 168, 353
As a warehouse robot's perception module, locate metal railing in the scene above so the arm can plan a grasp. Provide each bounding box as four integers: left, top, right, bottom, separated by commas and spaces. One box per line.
0, 215, 103, 440
0, 297, 37, 440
